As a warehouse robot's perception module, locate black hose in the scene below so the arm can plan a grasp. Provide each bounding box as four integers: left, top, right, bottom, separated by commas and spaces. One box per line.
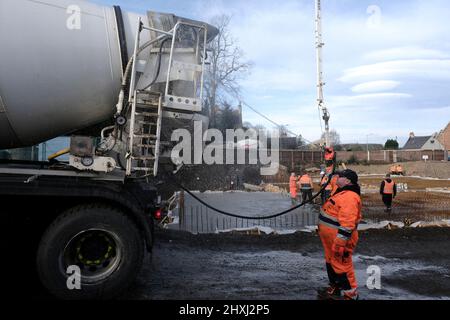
143, 37, 171, 91
177, 181, 327, 220
113, 6, 129, 73
160, 160, 337, 220
116, 152, 126, 171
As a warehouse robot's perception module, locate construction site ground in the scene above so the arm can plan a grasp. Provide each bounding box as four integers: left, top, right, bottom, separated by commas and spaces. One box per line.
347, 161, 450, 179
273, 162, 450, 224
16, 162, 450, 300
125, 163, 449, 300
127, 227, 450, 300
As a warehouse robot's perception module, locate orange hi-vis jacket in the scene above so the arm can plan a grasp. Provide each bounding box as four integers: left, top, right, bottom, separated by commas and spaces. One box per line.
289, 176, 298, 198
319, 190, 362, 242
299, 175, 313, 190
321, 175, 331, 190
383, 180, 395, 195
321, 174, 338, 194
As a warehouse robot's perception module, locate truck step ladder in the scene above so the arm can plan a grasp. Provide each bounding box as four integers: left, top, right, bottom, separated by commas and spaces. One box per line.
125, 17, 208, 177
126, 90, 163, 176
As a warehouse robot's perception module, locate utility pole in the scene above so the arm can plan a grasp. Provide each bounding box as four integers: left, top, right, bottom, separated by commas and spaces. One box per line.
315, 0, 331, 147
366, 134, 370, 162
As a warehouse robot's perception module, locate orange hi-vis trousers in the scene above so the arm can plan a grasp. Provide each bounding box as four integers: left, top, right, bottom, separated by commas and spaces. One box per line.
318, 188, 362, 293
318, 222, 359, 291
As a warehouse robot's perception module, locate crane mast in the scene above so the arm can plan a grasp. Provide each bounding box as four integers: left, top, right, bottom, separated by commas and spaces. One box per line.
315, 0, 331, 147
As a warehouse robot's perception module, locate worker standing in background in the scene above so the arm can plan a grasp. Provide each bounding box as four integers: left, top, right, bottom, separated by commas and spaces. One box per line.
396, 165, 404, 176
380, 174, 397, 213
289, 173, 298, 205
320, 169, 338, 204
320, 147, 338, 204
299, 171, 314, 203
317, 169, 362, 300
320, 172, 330, 204
324, 147, 336, 171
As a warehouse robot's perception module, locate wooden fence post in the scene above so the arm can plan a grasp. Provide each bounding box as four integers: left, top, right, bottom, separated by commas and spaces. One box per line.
291, 151, 294, 170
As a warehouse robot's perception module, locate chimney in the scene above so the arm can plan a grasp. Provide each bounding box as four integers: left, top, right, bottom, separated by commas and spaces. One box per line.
409, 132, 415, 138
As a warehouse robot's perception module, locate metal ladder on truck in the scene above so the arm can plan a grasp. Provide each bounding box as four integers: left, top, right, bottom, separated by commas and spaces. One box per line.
126, 17, 208, 177
126, 18, 164, 177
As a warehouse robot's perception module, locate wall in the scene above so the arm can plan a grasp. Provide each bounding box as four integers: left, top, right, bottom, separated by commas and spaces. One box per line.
277, 149, 447, 169
438, 123, 450, 151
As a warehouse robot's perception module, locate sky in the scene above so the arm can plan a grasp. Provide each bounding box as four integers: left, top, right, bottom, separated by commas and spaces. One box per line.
92, 0, 450, 146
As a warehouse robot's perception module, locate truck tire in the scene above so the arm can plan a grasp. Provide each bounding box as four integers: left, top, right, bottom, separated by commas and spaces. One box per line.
36, 204, 144, 300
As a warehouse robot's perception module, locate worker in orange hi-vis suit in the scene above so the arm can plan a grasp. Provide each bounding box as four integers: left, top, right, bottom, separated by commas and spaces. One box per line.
324, 147, 336, 168
324, 147, 335, 161
289, 173, 298, 205
380, 174, 397, 213
329, 174, 339, 196
320, 169, 339, 204
317, 169, 362, 300
298, 171, 314, 203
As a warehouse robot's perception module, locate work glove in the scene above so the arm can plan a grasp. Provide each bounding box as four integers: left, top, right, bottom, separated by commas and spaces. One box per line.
332, 237, 347, 260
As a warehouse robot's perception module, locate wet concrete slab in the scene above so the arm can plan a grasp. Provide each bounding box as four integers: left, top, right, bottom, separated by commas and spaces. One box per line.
175, 192, 319, 234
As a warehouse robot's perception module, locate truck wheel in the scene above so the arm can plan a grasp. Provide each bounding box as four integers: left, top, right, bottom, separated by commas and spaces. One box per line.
36, 204, 144, 300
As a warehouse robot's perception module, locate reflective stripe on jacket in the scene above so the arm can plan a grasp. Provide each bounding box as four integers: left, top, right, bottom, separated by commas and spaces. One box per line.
319, 190, 362, 241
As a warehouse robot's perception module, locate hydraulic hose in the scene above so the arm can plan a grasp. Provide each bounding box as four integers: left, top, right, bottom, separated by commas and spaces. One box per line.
143, 37, 171, 90
48, 148, 70, 161
115, 34, 172, 116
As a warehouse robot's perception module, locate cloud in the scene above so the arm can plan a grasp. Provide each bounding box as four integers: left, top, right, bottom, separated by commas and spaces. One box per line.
330, 93, 412, 108
339, 59, 450, 83
364, 46, 450, 62
97, 0, 450, 144
351, 80, 401, 93
242, 68, 311, 92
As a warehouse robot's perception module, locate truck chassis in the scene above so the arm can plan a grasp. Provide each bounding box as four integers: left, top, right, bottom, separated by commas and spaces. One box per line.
0, 161, 158, 299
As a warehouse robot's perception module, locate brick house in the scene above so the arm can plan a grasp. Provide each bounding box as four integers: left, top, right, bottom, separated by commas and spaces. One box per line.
402, 132, 444, 150
437, 122, 450, 152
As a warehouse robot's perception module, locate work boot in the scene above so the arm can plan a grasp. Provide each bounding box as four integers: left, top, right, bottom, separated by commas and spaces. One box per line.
330, 290, 359, 301
317, 285, 341, 300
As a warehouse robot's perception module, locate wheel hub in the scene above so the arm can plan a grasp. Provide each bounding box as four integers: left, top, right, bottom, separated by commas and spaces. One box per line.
63, 229, 123, 284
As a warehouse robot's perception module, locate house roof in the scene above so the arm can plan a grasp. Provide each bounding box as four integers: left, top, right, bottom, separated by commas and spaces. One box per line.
402, 136, 431, 150
337, 143, 384, 151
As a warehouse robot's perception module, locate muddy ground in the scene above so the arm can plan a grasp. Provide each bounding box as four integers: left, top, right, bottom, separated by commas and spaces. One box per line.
127, 227, 450, 300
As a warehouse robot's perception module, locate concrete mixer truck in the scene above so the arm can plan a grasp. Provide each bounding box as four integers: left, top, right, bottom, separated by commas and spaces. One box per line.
0, 0, 218, 299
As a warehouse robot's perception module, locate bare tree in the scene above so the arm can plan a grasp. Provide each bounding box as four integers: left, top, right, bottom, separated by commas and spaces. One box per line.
321, 129, 341, 146
216, 101, 241, 133
279, 125, 290, 137
205, 15, 252, 128
242, 122, 267, 133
